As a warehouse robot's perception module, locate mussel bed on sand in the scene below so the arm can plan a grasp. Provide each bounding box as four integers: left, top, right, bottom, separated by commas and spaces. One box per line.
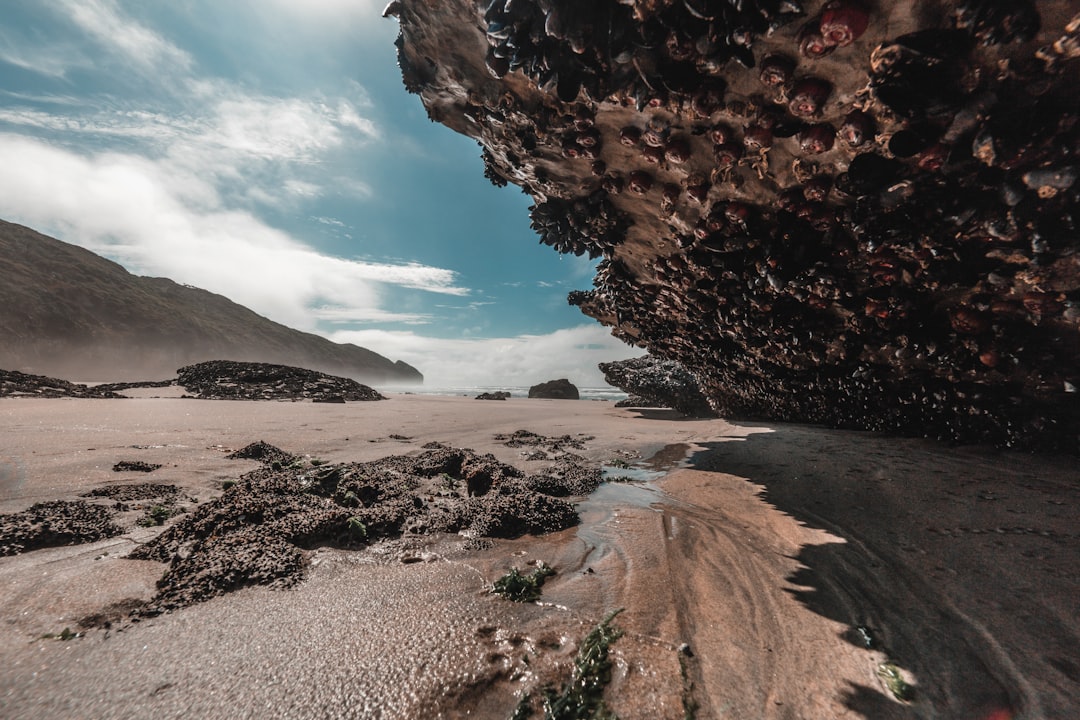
33, 440, 603, 616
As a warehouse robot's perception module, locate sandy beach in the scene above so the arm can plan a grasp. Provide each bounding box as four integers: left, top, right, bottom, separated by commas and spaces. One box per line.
1, 394, 1077, 719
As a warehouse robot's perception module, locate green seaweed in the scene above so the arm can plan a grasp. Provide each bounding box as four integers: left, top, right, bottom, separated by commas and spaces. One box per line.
878, 662, 914, 702
40, 627, 81, 641
492, 563, 556, 603
136, 503, 176, 527
540, 609, 624, 720
510, 694, 535, 720
346, 516, 368, 540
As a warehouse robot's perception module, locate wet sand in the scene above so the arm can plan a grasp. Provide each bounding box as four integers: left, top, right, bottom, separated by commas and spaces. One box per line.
1, 395, 1077, 718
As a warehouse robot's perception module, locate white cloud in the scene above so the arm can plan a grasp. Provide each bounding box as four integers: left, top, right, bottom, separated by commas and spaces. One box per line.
0, 133, 467, 331
0, 42, 76, 79
59, 0, 193, 73
327, 325, 645, 388
312, 307, 432, 324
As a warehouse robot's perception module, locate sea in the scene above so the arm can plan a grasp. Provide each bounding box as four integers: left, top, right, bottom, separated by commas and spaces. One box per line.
373, 385, 629, 402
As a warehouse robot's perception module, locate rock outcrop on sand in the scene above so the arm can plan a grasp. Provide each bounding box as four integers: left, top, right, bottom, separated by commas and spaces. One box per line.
2, 361, 386, 403
0, 501, 123, 556
388, 2, 1080, 451
0, 219, 423, 384
0, 369, 124, 398
601, 356, 716, 417
126, 441, 598, 613
176, 360, 385, 402
528, 378, 580, 399
476, 391, 512, 400
615, 394, 665, 409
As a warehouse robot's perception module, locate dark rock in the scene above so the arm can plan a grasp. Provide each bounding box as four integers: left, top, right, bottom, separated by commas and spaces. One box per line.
494, 429, 593, 451
522, 462, 604, 497
94, 380, 175, 393
476, 391, 511, 400
82, 483, 181, 502
177, 360, 384, 402
0, 369, 124, 399
614, 394, 666, 409
528, 379, 580, 400
112, 461, 162, 473
601, 357, 716, 417
225, 441, 298, 466
126, 443, 593, 614
0, 501, 122, 556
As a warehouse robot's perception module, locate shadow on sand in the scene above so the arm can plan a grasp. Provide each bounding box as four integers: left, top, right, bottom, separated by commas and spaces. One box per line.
687, 423, 1078, 719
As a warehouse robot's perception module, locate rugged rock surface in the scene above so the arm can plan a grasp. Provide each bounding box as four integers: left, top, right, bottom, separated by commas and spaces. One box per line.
0, 501, 123, 556
615, 394, 665, 409
389, 1, 1080, 451
0, 369, 125, 398
128, 442, 597, 613
601, 355, 716, 416
111, 461, 162, 473
82, 483, 182, 502
476, 390, 512, 400
93, 380, 175, 393
0, 219, 423, 384
176, 361, 386, 402
528, 378, 581, 399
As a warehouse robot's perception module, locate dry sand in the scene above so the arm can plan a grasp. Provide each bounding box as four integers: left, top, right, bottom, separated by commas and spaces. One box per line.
0, 394, 1076, 719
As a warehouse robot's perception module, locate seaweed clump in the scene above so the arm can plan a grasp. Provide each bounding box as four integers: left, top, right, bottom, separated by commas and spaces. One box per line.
492, 562, 556, 603
514, 610, 626, 720
127, 443, 593, 615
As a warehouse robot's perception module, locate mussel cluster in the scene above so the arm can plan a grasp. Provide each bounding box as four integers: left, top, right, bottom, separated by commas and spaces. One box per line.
482, 0, 806, 104
954, 0, 1040, 46
530, 191, 629, 258
391, 0, 1080, 451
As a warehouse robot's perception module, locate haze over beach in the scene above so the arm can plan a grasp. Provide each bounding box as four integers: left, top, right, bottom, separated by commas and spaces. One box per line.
2, 1, 1079, 720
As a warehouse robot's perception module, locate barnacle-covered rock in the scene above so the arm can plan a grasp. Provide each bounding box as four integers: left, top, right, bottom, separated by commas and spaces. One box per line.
389, 0, 1080, 452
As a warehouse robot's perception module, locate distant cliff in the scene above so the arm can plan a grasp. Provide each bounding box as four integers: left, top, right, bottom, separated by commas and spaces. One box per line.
0, 219, 423, 384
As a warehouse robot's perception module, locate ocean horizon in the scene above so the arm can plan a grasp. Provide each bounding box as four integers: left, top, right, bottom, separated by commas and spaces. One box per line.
373, 384, 629, 402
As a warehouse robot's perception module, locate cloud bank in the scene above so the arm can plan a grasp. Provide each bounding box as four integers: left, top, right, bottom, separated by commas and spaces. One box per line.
329, 325, 644, 388
0, 133, 466, 331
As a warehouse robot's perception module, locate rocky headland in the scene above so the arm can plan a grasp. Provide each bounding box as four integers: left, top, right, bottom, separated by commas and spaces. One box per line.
388, 0, 1080, 451
0, 219, 423, 384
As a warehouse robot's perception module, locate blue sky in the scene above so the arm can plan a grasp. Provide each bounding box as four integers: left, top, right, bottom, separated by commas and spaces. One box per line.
0, 0, 641, 386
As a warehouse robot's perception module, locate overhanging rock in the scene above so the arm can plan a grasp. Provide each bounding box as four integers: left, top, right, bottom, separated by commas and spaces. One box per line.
388, 1, 1079, 452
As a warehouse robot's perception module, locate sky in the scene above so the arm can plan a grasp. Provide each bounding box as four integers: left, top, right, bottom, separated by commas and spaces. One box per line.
0, 0, 643, 387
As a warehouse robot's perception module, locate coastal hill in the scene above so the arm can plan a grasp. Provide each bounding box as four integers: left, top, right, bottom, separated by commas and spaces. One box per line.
0, 219, 423, 384
389, 1, 1079, 451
